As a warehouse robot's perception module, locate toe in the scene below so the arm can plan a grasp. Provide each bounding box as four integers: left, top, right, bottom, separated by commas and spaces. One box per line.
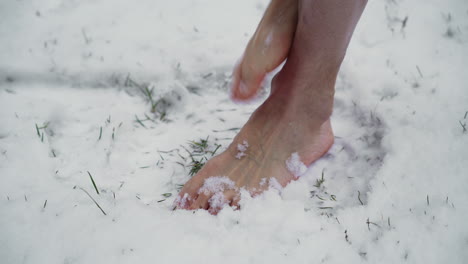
225, 190, 240, 210
173, 192, 194, 209
207, 190, 239, 214
230, 61, 265, 101
176, 179, 204, 209
189, 193, 210, 210
230, 195, 241, 210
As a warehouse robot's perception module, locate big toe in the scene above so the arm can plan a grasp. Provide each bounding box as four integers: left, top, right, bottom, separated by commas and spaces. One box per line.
208, 189, 238, 215
175, 179, 204, 209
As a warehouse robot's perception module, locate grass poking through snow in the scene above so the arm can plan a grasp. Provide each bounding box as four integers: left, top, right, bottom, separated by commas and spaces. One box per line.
98, 126, 102, 140
358, 191, 364, 205
87, 171, 100, 195
74, 186, 107, 216
35, 122, 49, 142
181, 137, 222, 177
125, 74, 169, 121
314, 170, 326, 188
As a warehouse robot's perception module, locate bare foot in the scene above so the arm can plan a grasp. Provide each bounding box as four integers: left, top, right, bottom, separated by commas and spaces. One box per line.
230, 0, 297, 101
175, 0, 367, 214
176, 73, 335, 214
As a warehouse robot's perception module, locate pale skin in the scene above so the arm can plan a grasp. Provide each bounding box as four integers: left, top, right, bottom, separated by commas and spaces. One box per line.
176, 0, 368, 214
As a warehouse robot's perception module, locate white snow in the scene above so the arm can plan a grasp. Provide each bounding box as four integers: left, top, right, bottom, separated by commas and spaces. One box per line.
235, 140, 249, 159
174, 193, 191, 208
1, 0, 468, 263
200, 176, 237, 213
285, 152, 308, 178
208, 192, 227, 212
268, 178, 283, 192
198, 176, 237, 195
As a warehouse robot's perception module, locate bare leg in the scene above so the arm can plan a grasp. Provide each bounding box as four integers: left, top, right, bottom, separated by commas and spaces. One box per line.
177, 0, 367, 214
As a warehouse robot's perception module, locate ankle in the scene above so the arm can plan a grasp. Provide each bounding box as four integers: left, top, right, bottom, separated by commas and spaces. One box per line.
270, 71, 335, 122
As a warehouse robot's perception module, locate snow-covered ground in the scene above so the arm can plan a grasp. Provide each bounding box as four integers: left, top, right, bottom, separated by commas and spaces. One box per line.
1, 0, 468, 263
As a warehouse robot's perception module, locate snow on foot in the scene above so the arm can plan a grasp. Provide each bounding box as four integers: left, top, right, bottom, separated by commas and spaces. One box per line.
259, 177, 267, 187
197, 176, 238, 213
173, 193, 191, 209
285, 152, 308, 178
235, 140, 249, 159
198, 176, 237, 195
259, 177, 283, 192
208, 192, 228, 214
268, 178, 283, 192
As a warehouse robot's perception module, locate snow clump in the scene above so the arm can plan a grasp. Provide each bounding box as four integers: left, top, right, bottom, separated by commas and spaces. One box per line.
198, 176, 238, 213
198, 176, 237, 195
268, 178, 283, 191
285, 152, 307, 178
235, 140, 249, 159
173, 193, 191, 208
208, 192, 227, 212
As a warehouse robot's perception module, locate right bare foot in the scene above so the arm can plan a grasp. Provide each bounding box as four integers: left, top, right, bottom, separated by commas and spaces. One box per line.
175, 0, 367, 214
176, 67, 336, 214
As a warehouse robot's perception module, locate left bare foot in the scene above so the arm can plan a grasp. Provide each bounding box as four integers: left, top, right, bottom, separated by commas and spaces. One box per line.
175, 70, 335, 214
230, 0, 297, 101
